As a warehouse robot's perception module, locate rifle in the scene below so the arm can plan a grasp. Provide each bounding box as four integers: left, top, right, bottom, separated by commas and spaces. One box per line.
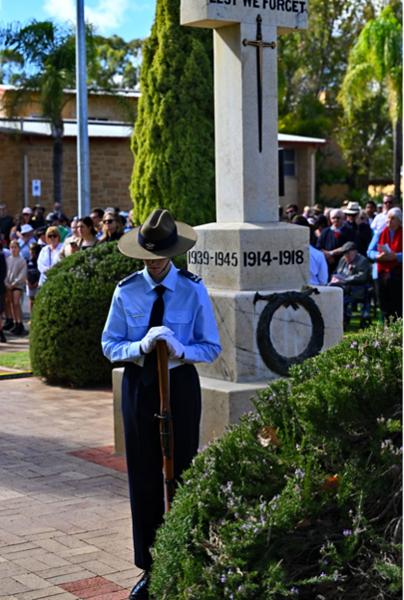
156, 340, 175, 512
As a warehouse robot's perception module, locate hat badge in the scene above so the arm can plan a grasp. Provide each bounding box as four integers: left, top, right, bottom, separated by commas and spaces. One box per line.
145, 242, 155, 250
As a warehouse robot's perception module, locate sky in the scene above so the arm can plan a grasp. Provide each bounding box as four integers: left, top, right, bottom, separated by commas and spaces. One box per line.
0, 0, 156, 41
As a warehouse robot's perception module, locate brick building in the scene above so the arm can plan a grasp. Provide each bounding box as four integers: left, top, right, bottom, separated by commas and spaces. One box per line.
0, 85, 325, 220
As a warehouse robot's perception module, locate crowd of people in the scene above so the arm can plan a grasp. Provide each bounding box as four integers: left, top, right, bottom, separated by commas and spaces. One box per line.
0, 195, 401, 343
284, 196, 403, 325
0, 202, 134, 342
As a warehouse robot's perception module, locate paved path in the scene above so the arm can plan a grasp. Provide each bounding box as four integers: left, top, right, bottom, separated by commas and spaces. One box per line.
0, 375, 141, 599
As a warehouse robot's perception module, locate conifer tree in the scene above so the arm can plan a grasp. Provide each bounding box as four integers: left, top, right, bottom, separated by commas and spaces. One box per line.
130, 0, 215, 226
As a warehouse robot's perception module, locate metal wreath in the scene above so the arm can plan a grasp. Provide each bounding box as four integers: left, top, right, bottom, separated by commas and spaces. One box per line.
254, 289, 325, 377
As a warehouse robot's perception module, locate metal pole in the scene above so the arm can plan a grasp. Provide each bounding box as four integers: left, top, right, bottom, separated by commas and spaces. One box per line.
76, 0, 91, 216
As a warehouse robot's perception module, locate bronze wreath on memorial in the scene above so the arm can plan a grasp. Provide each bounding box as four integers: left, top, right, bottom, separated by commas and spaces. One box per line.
254, 288, 325, 376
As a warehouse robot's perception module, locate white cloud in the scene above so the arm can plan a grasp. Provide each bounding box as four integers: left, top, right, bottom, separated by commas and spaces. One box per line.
42, 0, 130, 34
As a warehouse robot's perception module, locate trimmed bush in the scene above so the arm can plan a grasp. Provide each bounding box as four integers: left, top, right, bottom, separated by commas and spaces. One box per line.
29, 243, 141, 386
30, 243, 188, 387
150, 321, 402, 600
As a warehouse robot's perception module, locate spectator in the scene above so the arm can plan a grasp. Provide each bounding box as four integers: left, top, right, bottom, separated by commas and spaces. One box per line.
9, 215, 22, 242
367, 208, 402, 322
26, 243, 41, 318
76, 217, 99, 250
328, 241, 370, 325
37, 226, 63, 286
90, 207, 104, 238
53, 202, 62, 216
376, 203, 383, 213
36, 226, 47, 247
0, 244, 7, 343
58, 213, 72, 238
365, 200, 377, 226
124, 209, 136, 233
285, 204, 299, 221
316, 209, 355, 277
31, 204, 46, 230
313, 203, 323, 218
371, 194, 394, 232
292, 216, 328, 286
99, 211, 124, 243
314, 215, 328, 239
4, 240, 28, 336
59, 219, 80, 259
18, 224, 37, 260
0, 203, 15, 245
343, 201, 372, 257
302, 206, 314, 219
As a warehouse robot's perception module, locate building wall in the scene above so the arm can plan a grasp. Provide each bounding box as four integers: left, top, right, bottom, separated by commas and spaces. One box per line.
0, 133, 134, 218
279, 145, 315, 212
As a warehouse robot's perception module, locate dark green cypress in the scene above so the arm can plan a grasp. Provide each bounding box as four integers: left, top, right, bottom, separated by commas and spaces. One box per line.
130, 0, 215, 226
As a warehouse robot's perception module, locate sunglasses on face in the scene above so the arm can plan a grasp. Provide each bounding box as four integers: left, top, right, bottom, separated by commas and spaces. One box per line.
384, 200, 393, 205
48, 234, 58, 239
103, 219, 114, 224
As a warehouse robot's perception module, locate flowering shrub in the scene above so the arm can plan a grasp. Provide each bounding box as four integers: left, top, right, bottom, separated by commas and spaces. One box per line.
150, 320, 402, 599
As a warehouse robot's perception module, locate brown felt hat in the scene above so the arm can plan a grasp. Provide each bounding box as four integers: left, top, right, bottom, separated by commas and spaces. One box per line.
118, 209, 197, 260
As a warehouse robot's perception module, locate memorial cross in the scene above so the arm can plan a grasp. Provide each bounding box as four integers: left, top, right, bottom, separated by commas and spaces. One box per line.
242, 14, 276, 153
181, 0, 307, 223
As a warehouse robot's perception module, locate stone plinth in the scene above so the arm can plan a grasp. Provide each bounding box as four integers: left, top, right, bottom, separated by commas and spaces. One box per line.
188, 221, 310, 290
198, 285, 343, 383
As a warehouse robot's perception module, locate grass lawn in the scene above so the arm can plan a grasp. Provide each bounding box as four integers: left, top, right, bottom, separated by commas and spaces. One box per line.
0, 350, 31, 371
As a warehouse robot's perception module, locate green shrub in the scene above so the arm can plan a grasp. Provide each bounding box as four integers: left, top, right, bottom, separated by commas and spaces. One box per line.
29, 243, 141, 386
150, 321, 402, 600
29, 244, 189, 387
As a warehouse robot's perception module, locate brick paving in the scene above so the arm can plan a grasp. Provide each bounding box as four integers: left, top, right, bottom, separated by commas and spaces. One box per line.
0, 373, 142, 600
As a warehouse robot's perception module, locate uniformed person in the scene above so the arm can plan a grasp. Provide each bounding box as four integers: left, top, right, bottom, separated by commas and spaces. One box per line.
102, 209, 221, 599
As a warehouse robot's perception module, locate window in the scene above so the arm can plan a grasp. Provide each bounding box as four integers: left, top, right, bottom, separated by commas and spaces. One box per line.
284, 148, 296, 177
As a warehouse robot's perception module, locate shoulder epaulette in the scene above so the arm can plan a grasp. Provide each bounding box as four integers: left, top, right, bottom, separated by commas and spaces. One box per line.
118, 271, 140, 287
178, 268, 202, 284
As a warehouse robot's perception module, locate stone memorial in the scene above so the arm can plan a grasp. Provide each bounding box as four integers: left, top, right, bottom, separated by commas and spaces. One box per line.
180, 0, 344, 444
112, 0, 343, 455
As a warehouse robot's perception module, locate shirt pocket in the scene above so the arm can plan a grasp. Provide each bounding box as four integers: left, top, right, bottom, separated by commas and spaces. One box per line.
126, 312, 150, 331
165, 310, 193, 327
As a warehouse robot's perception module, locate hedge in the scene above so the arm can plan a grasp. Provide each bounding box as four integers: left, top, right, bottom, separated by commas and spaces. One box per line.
29, 242, 186, 387
150, 320, 402, 600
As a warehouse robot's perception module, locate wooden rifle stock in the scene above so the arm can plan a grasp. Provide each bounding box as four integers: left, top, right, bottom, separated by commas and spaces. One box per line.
156, 340, 175, 512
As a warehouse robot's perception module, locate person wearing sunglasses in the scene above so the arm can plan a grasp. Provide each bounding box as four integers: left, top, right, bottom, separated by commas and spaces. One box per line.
37, 226, 62, 286
99, 211, 124, 243
371, 195, 395, 233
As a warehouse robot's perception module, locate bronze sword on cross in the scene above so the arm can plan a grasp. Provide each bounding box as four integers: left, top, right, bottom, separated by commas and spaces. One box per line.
243, 15, 276, 153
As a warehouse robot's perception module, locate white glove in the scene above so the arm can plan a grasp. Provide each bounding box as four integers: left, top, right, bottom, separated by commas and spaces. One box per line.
164, 334, 185, 359
140, 326, 174, 354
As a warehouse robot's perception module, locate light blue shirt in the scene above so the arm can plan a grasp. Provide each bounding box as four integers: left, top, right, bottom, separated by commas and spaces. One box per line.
367, 229, 402, 279
102, 264, 222, 367
309, 246, 328, 286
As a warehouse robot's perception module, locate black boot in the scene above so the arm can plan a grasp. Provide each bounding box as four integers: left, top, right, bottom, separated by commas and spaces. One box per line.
129, 572, 150, 599
17, 323, 26, 337
3, 318, 14, 331
0, 330, 6, 343
10, 321, 20, 334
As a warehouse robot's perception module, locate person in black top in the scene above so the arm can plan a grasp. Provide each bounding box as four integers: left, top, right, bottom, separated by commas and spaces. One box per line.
0, 244, 7, 343
26, 243, 41, 318
0, 203, 15, 245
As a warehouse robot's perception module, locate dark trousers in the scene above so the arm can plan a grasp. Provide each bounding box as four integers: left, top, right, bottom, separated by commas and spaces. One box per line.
378, 277, 403, 321
122, 362, 201, 571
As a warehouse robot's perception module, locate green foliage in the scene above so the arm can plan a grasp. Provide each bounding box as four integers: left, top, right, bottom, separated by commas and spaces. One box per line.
150, 321, 402, 600
130, 0, 215, 226
90, 34, 143, 90
29, 243, 141, 387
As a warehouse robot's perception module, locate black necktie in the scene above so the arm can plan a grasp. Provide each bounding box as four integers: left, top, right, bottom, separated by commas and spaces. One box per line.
141, 286, 166, 387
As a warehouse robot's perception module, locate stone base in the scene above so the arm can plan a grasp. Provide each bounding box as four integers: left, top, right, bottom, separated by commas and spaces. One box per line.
198, 376, 268, 446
